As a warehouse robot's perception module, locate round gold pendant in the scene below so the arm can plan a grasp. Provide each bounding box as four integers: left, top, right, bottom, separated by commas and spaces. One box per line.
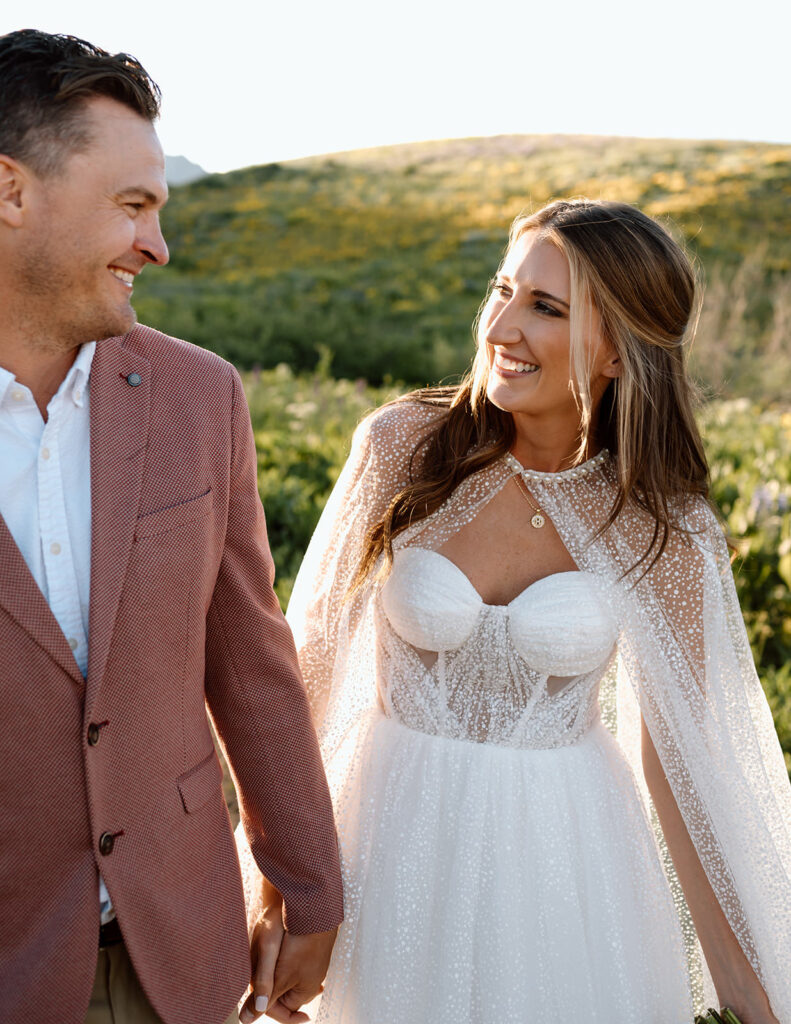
531, 513, 545, 529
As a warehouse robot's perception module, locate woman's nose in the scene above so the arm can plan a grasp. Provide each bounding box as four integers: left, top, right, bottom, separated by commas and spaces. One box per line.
485, 305, 523, 348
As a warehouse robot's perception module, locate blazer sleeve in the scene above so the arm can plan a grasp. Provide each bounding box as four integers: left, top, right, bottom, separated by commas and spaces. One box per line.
204, 367, 343, 935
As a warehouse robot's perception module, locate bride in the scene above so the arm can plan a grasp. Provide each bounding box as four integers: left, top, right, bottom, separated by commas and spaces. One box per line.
239, 199, 790, 1023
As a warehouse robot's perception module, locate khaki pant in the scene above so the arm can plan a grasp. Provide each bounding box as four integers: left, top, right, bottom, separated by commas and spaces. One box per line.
85, 941, 239, 1024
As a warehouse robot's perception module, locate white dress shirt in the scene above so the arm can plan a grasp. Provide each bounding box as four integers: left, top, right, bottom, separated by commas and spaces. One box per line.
0, 341, 114, 920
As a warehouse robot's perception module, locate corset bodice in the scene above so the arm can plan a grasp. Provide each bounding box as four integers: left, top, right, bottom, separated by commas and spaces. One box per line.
376, 547, 619, 748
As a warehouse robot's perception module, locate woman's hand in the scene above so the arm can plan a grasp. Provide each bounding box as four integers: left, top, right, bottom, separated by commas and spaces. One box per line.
239, 878, 294, 1023
717, 982, 780, 1024
239, 876, 338, 1023
264, 927, 337, 1022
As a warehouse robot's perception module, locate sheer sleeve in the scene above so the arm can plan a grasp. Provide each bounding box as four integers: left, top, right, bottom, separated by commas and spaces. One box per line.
285, 401, 443, 752
236, 401, 442, 915
528, 471, 791, 1021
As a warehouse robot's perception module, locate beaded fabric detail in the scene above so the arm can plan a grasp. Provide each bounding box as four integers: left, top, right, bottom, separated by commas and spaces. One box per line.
237, 400, 791, 1022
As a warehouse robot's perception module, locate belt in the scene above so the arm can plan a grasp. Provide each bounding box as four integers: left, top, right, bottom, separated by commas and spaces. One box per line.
99, 916, 123, 949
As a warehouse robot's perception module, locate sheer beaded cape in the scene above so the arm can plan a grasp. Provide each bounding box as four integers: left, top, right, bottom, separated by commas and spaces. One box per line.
239, 400, 791, 1019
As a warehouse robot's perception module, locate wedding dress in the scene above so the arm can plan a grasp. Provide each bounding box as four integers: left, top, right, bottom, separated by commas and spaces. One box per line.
237, 401, 791, 1023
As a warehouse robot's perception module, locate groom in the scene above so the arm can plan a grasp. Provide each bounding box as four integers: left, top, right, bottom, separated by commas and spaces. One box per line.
0, 29, 342, 1024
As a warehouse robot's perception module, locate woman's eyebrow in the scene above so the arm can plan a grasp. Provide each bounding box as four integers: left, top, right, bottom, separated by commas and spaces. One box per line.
531, 288, 570, 309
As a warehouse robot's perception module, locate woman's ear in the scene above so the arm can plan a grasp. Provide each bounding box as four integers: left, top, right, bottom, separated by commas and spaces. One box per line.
602, 354, 622, 379
0, 156, 27, 228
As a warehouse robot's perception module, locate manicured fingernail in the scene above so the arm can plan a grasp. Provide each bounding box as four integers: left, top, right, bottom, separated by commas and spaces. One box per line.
255, 995, 268, 1013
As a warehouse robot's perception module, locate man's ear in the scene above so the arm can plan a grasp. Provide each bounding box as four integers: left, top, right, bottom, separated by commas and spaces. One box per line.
0, 156, 28, 228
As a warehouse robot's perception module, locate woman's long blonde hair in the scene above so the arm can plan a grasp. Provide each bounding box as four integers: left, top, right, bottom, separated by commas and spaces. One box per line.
353, 199, 709, 588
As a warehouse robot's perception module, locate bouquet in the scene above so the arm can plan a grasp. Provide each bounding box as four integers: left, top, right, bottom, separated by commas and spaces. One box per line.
695, 1010, 743, 1024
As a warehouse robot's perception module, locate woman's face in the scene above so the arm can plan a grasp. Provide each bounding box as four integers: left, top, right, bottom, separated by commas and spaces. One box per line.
483, 230, 619, 423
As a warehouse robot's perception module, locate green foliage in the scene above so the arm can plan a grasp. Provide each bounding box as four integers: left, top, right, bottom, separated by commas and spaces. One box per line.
700, 400, 791, 674
245, 372, 791, 774
135, 135, 791, 397
248, 364, 400, 607
761, 665, 791, 776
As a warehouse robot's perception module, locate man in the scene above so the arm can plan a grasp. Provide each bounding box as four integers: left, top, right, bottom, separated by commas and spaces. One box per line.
0, 30, 342, 1024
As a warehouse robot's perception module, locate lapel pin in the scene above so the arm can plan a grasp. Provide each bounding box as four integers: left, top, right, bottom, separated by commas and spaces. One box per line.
126, 372, 142, 387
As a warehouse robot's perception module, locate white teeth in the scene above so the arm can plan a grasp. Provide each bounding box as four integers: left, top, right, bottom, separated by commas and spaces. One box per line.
110, 267, 135, 284
498, 356, 539, 373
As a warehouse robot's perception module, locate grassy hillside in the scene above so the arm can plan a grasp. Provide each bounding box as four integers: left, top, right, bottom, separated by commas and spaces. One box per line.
134, 134, 791, 398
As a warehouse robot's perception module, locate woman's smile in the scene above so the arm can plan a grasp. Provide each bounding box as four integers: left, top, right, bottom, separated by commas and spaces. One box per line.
492, 353, 540, 377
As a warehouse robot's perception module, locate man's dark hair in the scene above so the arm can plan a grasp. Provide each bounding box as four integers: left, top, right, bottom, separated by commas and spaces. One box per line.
0, 28, 161, 176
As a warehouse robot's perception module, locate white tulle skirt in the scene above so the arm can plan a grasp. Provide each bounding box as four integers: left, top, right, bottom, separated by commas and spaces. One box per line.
314, 712, 694, 1024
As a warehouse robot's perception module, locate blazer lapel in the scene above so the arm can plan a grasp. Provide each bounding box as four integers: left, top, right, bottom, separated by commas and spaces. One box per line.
86, 335, 151, 706
0, 516, 84, 686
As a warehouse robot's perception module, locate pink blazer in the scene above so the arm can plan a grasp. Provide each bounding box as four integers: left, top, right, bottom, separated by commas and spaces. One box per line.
0, 326, 343, 1024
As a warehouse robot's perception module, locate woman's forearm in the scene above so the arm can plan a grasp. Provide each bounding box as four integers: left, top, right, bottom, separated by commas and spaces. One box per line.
641, 720, 778, 1023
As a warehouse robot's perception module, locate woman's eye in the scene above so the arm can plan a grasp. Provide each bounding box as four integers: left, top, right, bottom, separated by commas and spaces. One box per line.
535, 300, 561, 317
491, 280, 510, 296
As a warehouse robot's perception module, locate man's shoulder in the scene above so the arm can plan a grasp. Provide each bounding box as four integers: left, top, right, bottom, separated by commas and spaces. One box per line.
118, 324, 237, 385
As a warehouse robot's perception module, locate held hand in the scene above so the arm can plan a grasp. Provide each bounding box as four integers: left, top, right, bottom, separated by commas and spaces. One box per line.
264, 927, 338, 1023
238, 874, 338, 1024
239, 883, 286, 1024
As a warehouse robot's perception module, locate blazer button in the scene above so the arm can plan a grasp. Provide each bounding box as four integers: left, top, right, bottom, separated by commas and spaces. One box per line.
98, 832, 115, 856
87, 723, 101, 746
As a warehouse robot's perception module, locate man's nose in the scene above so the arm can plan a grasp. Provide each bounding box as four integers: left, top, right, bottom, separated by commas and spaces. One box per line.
137, 218, 169, 267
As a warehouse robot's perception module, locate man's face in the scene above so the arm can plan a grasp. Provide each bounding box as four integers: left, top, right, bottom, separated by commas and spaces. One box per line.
17, 95, 169, 347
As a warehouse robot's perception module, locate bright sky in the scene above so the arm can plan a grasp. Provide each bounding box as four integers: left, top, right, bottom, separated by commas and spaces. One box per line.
3, 0, 789, 174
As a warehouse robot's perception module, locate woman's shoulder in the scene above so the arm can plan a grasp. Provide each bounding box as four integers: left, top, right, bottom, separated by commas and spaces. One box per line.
353, 396, 449, 454
648, 494, 727, 577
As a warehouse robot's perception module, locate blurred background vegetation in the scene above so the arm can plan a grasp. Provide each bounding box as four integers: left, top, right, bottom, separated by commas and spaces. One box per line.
135, 134, 791, 805
138, 134, 791, 398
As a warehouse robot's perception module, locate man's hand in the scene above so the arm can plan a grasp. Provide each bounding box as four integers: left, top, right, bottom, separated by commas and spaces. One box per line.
239, 878, 338, 1024
263, 928, 337, 1022
239, 895, 286, 1024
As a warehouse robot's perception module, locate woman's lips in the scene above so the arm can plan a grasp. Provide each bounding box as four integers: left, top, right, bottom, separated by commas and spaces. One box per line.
493, 354, 540, 378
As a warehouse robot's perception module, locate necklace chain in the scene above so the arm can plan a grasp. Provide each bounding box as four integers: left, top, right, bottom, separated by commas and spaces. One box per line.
514, 474, 547, 529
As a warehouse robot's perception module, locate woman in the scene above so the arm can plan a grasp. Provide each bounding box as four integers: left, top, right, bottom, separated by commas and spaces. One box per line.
240, 200, 791, 1023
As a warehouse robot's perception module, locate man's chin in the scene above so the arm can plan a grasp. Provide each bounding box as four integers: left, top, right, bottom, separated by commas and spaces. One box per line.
94, 306, 138, 342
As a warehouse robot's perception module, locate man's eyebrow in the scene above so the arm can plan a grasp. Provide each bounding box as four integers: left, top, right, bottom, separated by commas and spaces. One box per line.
532, 288, 570, 309
115, 186, 167, 205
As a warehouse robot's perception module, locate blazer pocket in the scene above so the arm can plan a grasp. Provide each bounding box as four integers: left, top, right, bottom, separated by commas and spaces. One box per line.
134, 488, 213, 540
177, 750, 224, 814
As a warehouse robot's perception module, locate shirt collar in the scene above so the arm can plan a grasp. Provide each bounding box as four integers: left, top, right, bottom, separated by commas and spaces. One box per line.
65, 341, 97, 409
0, 341, 97, 411
0, 364, 16, 406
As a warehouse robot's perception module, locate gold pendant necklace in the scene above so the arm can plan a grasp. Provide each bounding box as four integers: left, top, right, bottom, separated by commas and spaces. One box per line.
515, 474, 546, 529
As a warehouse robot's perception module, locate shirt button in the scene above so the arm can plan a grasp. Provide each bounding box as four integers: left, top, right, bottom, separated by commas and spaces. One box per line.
12, 389, 24, 402
41, 447, 51, 460
68, 636, 78, 651
87, 723, 101, 746
50, 542, 62, 555
74, 389, 82, 402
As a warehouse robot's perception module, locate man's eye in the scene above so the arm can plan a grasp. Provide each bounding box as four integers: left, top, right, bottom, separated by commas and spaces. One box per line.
126, 202, 144, 212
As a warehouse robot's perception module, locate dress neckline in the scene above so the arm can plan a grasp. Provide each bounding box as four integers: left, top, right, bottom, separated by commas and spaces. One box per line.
397, 546, 597, 610
502, 449, 610, 482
